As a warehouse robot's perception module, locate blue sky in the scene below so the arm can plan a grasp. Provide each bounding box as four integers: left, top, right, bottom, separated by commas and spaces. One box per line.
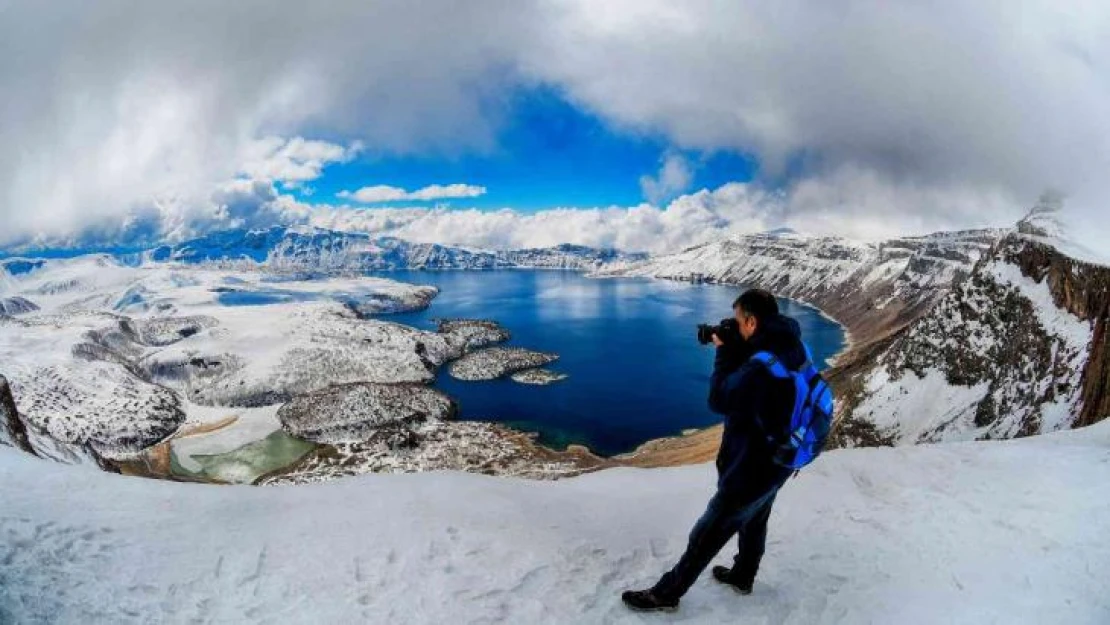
294, 88, 757, 211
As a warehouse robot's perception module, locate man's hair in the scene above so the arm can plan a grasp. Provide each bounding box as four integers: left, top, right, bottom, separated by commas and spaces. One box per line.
733, 289, 779, 323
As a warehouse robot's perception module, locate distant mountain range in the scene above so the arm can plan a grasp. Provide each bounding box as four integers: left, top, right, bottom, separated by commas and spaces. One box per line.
140, 226, 648, 272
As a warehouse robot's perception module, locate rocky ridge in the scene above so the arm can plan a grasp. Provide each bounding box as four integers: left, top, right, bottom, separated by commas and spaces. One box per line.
606, 198, 1107, 457
1, 313, 186, 460
836, 233, 1102, 444
829, 199, 1108, 445
1, 372, 121, 470
0, 375, 34, 455
597, 227, 1003, 347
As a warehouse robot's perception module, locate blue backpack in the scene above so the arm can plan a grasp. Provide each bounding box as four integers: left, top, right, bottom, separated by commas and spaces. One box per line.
750, 344, 834, 470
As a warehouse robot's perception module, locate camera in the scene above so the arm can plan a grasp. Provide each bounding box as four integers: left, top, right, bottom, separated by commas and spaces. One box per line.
697, 317, 740, 345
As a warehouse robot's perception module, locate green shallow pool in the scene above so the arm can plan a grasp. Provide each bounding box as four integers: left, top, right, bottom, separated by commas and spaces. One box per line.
170, 430, 316, 484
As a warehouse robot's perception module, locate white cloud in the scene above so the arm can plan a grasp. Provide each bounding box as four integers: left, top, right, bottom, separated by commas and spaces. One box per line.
0, 0, 534, 250
1, 0, 1108, 251
337, 183, 487, 203
639, 153, 693, 205
294, 174, 1022, 253
0, 165, 1037, 255
239, 137, 362, 186
517, 0, 1110, 250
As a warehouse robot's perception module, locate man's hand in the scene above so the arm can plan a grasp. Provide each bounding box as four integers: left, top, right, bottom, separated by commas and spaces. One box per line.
711, 332, 750, 376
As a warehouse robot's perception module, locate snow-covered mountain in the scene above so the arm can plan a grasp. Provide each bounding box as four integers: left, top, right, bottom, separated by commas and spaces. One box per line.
597, 227, 1004, 345
836, 211, 1109, 445
144, 226, 647, 272
601, 200, 1108, 446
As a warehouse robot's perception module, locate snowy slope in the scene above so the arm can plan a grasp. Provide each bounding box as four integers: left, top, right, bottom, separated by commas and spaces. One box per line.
2, 422, 1108, 624
0, 257, 451, 460
597, 228, 1003, 345
840, 223, 1108, 445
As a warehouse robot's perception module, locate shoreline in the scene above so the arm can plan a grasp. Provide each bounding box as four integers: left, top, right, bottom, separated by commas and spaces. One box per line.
573, 273, 855, 470
118, 269, 855, 482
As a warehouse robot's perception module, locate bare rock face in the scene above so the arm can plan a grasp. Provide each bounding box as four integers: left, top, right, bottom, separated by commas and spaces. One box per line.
277, 382, 458, 444
0, 297, 39, 316
834, 233, 1106, 446
1000, 237, 1110, 427
448, 347, 559, 381
0, 375, 35, 455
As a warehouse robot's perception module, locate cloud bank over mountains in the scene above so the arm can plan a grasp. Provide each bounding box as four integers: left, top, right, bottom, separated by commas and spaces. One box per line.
1, 0, 1107, 253
239, 173, 1016, 254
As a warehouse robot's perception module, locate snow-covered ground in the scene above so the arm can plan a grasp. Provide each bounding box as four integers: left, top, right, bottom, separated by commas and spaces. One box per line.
3, 421, 1108, 624
0, 255, 594, 481
0, 256, 451, 459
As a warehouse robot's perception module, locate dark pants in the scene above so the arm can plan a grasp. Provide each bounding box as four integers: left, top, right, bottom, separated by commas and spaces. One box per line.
651, 481, 784, 600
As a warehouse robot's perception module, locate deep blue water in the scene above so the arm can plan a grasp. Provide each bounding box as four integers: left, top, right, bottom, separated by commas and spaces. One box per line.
379, 270, 846, 457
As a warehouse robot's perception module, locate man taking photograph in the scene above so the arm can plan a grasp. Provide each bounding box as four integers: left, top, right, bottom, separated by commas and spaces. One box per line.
622, 288, 823, 612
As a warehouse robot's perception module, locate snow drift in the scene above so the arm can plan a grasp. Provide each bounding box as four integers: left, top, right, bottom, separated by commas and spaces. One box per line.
2, 421, 1108, 624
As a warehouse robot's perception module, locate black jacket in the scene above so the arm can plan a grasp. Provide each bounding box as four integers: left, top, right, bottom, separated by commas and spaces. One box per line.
708, 314, 806, 497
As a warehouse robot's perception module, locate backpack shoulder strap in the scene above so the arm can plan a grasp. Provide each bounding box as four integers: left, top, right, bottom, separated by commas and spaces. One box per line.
750, 351, 790, 379
800, 342, 820, 380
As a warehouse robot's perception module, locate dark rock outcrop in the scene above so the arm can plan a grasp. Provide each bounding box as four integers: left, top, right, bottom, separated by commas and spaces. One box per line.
0, 297, 39, 316
1000, 238, 1110, 427
0, 375, 36, 455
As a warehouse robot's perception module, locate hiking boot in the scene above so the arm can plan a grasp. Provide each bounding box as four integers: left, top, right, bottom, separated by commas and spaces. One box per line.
621, 589, 679, 612
712, 566, 753, 595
